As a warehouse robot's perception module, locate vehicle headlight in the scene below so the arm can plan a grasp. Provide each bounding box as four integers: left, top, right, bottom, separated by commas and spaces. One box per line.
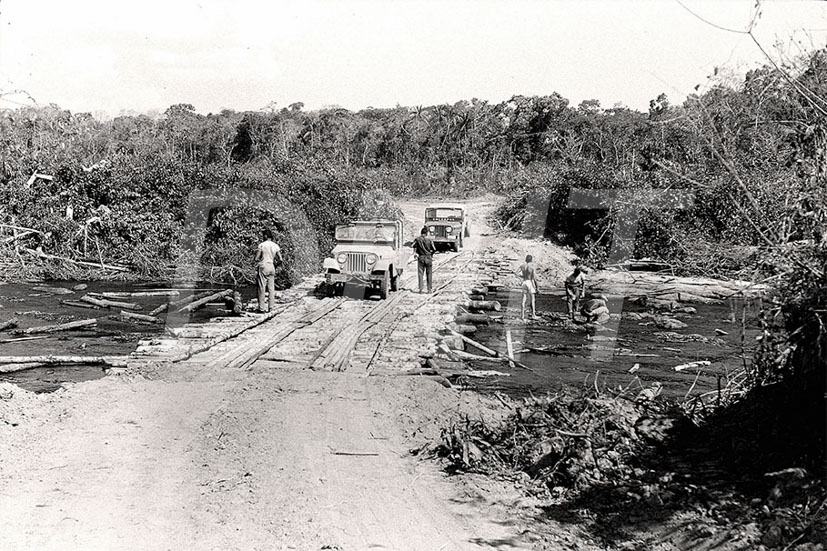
337, 253, 347, 264
366, 254, 377, 265
445, 226, 453, 233
428, 226, 436, 233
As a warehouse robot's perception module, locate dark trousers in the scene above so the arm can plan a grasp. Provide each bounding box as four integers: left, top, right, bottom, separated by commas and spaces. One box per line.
417, 256, 433, 292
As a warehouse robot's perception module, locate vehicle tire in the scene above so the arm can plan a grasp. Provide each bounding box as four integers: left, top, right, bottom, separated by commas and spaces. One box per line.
390, 270, 398, 292
379, 271, 390, 299
464, 224, 470, 238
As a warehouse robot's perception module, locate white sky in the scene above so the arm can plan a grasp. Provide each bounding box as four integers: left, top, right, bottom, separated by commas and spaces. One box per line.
0, 0, 825, 116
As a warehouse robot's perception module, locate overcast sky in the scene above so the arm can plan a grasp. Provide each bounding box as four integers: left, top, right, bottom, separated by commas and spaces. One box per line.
0, 0, 825, 117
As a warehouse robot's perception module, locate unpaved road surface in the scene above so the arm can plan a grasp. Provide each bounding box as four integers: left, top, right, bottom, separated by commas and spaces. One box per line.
0, 196, 569, 550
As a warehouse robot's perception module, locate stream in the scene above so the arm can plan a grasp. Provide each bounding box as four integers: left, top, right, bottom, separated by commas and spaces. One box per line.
465, 289, 762, 400
1, 280, 762, 400
0, 280, 246, 392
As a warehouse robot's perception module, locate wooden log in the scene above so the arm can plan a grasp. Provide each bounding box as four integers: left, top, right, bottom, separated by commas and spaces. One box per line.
120, 311, 162, 324
674, 360, 711, 372
463, 300, 501, 312
92, 290, 180, 298
449, 329, 499, 357
454, 313, 490, 325
0, 335, 48, 344
0, 362, 46, 373
18, 318, 97, 335
176, 289, 232, 314
61, 300, 100, 309
467, 294, 486, 301
80, 295, 142, 310
148, 303, 169, 317
451, 349, 508, 362
0, 318, 18, 332
32, 286, 74, 295
468, 287, 488, 296
465, 370, 510, 378
426, 358, 468, 374
436, 342, 460, 361
0, 354, 127, 370
169, 289, 217, 308
451, 323, 477, 335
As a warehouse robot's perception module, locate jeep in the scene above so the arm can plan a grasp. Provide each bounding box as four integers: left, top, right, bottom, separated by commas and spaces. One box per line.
322, 220, 407, 299
424, 203, 469, 252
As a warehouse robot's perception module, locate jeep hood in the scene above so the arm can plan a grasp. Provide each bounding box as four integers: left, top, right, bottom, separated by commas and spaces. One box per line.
330, 243, 396, 257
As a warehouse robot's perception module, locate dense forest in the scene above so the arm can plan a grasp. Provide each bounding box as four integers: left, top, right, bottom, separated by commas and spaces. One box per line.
1, 50, 824, 284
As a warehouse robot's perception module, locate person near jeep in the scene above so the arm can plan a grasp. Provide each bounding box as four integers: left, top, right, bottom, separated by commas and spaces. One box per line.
413, 227, 436, 293
255, 228, 283, 312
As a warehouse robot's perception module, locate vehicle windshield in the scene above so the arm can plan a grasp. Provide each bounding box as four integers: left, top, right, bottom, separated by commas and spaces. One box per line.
426, 208, 462, 221
335, 224, 396, 243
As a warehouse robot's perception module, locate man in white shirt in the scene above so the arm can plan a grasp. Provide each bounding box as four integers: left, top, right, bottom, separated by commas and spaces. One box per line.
255, 229, 283, 313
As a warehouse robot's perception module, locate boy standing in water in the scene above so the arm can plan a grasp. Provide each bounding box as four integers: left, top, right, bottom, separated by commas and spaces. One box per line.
518, 254, 539, 321
255, 228, 283, 313
565, 266, 587, 321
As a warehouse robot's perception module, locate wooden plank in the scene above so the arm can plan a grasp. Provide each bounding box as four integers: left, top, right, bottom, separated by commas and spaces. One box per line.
506, 329, 515, 368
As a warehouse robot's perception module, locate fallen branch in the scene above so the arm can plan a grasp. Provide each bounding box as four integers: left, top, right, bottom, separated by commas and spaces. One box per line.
2, 230, 36, 244
0, 317, 19, 332
0, 223, 42, 234
21, 247, 128, 272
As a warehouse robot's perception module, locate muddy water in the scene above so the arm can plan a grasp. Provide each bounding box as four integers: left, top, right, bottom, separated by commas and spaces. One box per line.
465, 290, 762, 400
0, 281, 247, 392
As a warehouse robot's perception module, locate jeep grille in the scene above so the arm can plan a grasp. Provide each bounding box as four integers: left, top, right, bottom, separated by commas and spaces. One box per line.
345, 252, 368, 273
433, 226, 448, 238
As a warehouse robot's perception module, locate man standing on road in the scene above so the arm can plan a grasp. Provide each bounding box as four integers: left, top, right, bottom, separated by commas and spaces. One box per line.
413, 227, 436, 293
564, 266, 587, 321
255, 228, 283, 313
518, 254, 539, 321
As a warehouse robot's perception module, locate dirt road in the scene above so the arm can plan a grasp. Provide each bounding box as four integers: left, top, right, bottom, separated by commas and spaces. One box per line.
0, 196, 562, 550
